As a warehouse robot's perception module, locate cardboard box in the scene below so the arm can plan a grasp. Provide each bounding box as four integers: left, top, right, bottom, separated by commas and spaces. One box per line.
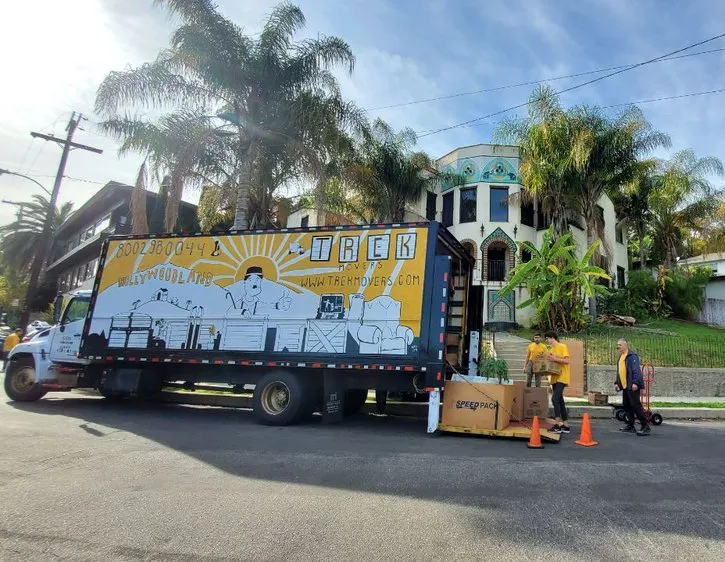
564, 339, 585, 398
531, 358, 548, 374
588, 391, 608, 406
511, 381, 527, 421
538, 360, 562, 376
441, 380, 515, 430
523, 387, 549, 419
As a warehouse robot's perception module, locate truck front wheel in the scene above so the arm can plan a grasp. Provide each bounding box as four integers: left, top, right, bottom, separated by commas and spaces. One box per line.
4, 357, 47, 402
253, 370, 313, 426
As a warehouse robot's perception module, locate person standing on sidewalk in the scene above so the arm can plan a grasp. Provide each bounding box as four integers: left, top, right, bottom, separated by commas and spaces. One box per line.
615, 338, 650, 436
524, 333, 547, 387
2, 328, 22, 372
544, 331, 570, 434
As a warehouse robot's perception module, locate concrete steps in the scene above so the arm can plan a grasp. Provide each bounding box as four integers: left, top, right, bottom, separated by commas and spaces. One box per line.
493, 339, 550, 386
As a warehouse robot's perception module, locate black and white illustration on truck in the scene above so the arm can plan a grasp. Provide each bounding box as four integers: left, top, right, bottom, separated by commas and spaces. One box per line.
83, 229, 426, 359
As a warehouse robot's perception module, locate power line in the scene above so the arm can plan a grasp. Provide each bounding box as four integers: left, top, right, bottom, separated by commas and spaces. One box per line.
17, 113, 70, 173
417, 32, 725, 138
453, 86, 725, 131
368, 46, 725, 112
601, 87, 725, 110
26, 173, 106, 185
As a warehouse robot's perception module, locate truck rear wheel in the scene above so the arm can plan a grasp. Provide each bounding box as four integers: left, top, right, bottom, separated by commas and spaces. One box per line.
253, 370, 313, 426
344, 389, 369, 416
4, 357, 47, 402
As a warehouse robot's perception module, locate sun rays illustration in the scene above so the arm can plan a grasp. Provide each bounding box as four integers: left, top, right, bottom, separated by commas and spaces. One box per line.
174, 232, 347, 294
104, 227, 422, 306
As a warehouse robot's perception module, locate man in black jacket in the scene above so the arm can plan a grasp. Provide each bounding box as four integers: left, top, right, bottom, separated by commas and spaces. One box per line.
615, 338, 650, 436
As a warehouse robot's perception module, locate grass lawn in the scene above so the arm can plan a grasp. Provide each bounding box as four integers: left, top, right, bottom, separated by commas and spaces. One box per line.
512, 319, 725, 368
567, 400, 725, 408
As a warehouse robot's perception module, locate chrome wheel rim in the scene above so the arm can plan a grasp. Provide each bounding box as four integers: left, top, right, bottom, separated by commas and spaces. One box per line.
260, 382, 290, 415
11, 367, 35, 394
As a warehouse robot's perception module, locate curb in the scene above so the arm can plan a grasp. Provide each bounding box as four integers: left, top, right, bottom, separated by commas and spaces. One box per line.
156, 392, 725, 420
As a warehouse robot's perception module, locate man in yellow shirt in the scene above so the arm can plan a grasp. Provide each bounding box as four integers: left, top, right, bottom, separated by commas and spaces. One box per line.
2, 329, 23, 372
524, 333, 547, 387
545, 331, 571, 434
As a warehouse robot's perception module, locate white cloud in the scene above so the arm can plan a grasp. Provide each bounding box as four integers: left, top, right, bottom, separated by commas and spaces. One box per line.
2, 0, 725, 229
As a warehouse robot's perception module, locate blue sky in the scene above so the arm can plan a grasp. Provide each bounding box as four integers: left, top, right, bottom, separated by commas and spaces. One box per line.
1, 0, 724, 225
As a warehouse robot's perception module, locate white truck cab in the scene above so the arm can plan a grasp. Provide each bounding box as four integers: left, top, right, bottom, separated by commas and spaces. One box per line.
3, 290, 91, 401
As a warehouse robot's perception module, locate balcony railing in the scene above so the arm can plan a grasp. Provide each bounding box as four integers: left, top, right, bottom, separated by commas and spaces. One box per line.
487, 260, 507, 282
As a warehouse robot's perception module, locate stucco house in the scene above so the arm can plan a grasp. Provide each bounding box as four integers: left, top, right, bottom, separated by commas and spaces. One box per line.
287, 143, 629, 329
677, 252, 725, 327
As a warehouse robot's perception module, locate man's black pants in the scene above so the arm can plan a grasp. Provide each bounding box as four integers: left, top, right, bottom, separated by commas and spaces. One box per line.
623, 388, 648, 427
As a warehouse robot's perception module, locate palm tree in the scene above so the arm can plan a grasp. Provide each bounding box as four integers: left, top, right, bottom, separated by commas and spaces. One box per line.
99, 110, 236, 232
0, 195, 74, 272
568, 105, 669, 252
95, 1, 361, 230
649, 149, 724, 268
566, 105, 670, 319
691, 199, 725, 254
346, 119, 457, 222
493, 86, 577, 237
610, 160, 659, 269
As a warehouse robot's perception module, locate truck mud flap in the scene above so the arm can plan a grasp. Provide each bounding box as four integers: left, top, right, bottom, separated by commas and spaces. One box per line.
321, 369, 345, 424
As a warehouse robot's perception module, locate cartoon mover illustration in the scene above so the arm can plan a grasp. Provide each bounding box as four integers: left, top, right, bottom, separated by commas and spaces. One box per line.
85, 231, 422, 358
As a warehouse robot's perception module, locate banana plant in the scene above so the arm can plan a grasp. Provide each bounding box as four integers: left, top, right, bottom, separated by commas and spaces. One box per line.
498, 225, 611, 332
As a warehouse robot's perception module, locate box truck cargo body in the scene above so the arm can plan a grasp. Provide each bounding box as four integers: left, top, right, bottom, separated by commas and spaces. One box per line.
4, 222, 473, 426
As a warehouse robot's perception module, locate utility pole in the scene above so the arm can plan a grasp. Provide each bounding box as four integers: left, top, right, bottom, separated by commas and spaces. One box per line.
19, 112, 103, 328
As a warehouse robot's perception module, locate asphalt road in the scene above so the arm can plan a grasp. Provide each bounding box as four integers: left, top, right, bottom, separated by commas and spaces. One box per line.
1, 392, 725, 561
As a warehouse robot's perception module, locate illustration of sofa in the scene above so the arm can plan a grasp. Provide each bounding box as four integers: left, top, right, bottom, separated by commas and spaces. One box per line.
347, 294, 414, 355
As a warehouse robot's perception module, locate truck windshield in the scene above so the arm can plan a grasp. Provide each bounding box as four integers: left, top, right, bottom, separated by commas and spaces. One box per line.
63, 297, 90, 325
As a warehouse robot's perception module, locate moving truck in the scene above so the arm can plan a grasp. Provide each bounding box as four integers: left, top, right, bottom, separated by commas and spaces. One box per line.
3, 222, 473, 427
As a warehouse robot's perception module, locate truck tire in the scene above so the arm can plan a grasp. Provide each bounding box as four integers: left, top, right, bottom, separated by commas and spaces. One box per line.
98, 389, 129, 402
3, 357, 47, 402
344, 389, 369, 416
253, 370, 313, 426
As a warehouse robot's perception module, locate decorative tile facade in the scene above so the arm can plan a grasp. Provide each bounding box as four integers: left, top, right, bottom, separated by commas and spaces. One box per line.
440, 156, 520, 191
480, 227, 517, 281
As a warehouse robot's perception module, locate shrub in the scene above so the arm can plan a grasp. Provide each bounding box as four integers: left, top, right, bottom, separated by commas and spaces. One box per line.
478, 357, 509, 383
626, 270, 661, 319
597, 288, 629, 315
596, 270, 665, 320
665, 266, 711, 320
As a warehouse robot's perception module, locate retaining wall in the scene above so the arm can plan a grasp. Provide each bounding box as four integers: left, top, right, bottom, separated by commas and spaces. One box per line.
587, 365, 725, 397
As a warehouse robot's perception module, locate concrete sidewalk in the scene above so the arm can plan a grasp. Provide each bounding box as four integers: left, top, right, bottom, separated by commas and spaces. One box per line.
154, 390, 725, 420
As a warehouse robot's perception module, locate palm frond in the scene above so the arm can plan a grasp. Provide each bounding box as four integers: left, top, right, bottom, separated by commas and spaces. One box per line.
259, 2, 306, 57
95, 52, 214, 114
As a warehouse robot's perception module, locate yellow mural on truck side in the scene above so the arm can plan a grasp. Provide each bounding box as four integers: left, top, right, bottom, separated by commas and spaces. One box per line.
84, 227, 428, 358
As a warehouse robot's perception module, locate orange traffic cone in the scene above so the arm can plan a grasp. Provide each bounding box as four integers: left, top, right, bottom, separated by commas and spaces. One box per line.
575, 413, 599, 447
527, 416, 544, 449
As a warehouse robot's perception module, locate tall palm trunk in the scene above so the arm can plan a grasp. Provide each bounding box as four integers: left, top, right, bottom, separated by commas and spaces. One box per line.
314, 178, 326, 227
551, 210, 568, 239
130, 161, 149, 234
164, 171, 184, 232
665, 238, 677, 270
233, 141, 258, 230
638, 226, 646, 270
